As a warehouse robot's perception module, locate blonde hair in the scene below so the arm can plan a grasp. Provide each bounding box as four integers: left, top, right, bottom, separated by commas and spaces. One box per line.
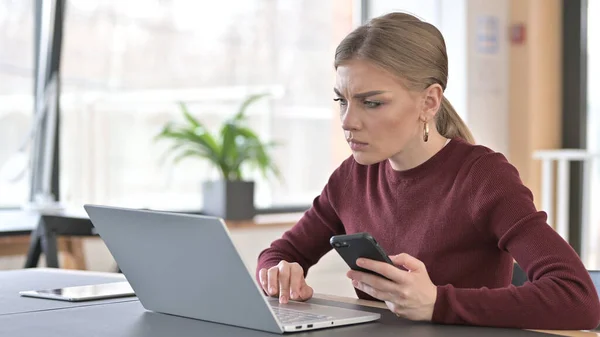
334, 12, 475, 144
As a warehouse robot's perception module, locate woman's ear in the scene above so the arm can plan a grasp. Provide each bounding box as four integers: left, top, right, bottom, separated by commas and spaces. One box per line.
420, 83, 443, 121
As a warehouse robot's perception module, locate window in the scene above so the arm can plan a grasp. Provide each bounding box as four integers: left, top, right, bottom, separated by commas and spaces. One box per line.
59, 0, 352, 210
0, 0, 35, 208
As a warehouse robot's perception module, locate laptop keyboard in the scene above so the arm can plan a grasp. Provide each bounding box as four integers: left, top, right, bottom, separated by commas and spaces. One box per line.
271, 306, 331, 324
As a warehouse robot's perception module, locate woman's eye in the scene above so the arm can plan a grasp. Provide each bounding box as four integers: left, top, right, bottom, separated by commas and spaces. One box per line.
333, 98, 348, 106
364, 100, 382, 108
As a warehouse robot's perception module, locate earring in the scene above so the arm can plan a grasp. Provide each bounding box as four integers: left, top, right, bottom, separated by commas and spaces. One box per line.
423, 121, 429, 142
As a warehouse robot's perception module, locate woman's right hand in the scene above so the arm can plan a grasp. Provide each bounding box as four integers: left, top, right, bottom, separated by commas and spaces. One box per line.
259, 261, 314, 304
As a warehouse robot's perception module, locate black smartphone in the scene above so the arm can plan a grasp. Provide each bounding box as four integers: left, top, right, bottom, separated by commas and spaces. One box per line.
330, 232, 394, 276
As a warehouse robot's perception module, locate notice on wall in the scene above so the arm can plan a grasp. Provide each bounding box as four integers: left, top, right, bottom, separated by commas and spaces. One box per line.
475, 15, 499, 55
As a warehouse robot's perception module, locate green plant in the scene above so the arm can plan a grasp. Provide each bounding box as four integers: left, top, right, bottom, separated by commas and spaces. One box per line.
155, 93, 280, 181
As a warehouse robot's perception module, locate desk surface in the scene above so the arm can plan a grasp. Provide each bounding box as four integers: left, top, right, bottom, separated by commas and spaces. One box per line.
0, 208, 91, 236
0, 269, 597, 337
0, 210, 39, 235
0, 208, 302, 235
313, 294, 600, 337
0, 300, 552, 337
0, 268, 135, 316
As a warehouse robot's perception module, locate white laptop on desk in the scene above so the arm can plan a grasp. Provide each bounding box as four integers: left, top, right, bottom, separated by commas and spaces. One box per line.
83, 205, 380, 334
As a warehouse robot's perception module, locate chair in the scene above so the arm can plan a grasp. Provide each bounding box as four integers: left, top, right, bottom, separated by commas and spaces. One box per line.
589, 270, 600, 293
511, 263, 528, 286
512, 265, 600, 291
513, 265, 600, 329
590, 271, 600, 330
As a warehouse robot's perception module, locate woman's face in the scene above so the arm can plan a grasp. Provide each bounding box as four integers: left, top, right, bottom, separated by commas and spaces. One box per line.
335, 59, 430, 166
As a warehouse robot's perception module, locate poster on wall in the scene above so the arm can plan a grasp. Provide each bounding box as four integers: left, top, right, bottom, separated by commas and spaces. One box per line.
475, 15, 499, 54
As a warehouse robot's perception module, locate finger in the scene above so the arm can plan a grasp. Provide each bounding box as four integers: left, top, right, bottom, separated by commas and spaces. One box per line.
289, 264, 303, 300
356, 258, 407, 283
384, 301, 404, 318
259, 268, 269, 294
389, 253, 425, 272
347, 270, 398, 294
352, 279, 393, 302
267, 267, 280, 296
278, 263, 291, 303
298, 283, 314, 301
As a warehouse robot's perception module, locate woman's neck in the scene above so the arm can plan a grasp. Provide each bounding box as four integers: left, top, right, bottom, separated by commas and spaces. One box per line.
388, 133, 449, 171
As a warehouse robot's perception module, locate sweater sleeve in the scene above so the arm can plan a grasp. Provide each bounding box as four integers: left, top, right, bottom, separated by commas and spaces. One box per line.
255, 159, 350, 283
432, 152, 600, 330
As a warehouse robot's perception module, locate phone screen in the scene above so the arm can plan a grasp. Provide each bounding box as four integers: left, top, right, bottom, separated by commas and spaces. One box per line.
20, 282, 135, 301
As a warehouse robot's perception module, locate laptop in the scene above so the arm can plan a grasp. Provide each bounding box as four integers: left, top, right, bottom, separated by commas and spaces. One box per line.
83, 205, 380, 334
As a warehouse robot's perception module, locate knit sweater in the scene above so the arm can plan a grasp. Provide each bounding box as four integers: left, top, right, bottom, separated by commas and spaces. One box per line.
256, 138, 600, 329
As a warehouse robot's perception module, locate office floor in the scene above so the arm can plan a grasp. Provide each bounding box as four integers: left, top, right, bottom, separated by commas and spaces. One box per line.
0, 226, 358, 299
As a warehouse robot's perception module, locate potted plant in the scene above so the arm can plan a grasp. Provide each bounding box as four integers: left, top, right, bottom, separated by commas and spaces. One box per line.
155, 93, 280, 220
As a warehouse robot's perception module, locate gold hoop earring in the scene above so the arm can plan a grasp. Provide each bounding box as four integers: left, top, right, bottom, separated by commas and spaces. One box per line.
423, 122, 429, 142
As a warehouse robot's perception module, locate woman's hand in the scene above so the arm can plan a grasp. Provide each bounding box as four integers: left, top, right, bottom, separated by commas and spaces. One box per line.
259, 260, 314, 304
346, 253, 437, 321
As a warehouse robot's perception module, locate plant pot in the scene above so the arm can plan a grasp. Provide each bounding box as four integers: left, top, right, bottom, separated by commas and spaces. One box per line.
202, 180, 255, 221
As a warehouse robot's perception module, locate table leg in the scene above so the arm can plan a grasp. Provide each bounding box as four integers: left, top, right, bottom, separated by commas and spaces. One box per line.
24, 221, 42, 268
40, 223, 59, 268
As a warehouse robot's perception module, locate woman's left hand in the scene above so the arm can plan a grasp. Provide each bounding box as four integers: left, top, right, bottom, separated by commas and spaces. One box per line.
346, 253, 437, 321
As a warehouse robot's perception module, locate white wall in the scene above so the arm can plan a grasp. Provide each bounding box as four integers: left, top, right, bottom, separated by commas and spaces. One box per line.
465, 0, 510, 155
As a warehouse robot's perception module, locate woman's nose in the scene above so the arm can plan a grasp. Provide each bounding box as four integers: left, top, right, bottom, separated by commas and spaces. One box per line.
341, 106, 361, 131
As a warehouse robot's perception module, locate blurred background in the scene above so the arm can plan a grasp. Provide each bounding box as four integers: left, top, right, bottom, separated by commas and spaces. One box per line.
0, 0, 598, 297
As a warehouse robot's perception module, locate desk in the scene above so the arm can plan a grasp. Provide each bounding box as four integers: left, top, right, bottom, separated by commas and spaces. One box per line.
314, 293, 600, 337
0, 269, 596, 337
0, 209, 302, 270
0, 209, 95, 269
0, 268, 134, 316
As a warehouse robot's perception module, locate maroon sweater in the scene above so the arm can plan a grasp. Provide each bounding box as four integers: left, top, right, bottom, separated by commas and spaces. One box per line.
257, 138, 600, 329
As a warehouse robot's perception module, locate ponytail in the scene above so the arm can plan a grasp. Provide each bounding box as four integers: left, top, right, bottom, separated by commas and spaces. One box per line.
436, 96, 475, 144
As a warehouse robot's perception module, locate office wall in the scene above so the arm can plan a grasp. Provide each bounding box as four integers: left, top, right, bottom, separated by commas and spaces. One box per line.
466, 0, 510, 155
508, 0, 562, 209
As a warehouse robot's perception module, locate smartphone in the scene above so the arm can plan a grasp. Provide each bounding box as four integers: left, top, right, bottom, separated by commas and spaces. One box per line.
330, 232, 394, 276
19, 282, 135, 302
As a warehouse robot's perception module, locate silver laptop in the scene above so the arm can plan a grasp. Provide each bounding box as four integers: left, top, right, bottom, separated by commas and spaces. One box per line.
84, 205, 380, 334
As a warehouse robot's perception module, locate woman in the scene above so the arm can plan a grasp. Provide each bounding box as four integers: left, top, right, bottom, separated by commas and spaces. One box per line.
256, 12, 600, 329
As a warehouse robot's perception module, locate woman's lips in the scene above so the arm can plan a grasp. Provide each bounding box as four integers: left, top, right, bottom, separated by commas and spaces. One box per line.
348, 140, 368, 151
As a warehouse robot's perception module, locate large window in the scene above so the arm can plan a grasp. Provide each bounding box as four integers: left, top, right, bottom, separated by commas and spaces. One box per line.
0, 0, 34, 208
59, 0, 351, 210
586, 0, 600, 269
